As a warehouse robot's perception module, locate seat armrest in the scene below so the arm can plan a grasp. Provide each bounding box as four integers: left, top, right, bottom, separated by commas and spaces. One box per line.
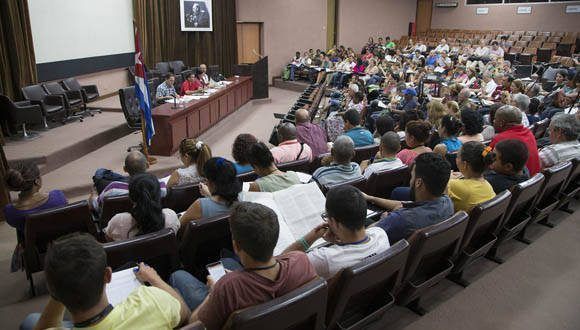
11, 103, 43, 123
44, 94, 66, 106
82, 84, 99, 95
14, 100, 33, 107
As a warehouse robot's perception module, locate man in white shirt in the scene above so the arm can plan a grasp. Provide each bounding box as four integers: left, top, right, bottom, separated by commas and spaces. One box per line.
480, 72, 498, 98
468, 40, 490, 72
434, 39, 450, 53
361, 132, 404, 179
489, 41, 504, 59
282, 185, 390, 279
414, 42, 427, 53
198, 64, 211, 86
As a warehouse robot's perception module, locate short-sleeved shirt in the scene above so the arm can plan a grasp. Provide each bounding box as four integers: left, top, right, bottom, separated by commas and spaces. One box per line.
363, 158, 404, 179
538, 140, 580, 169
397, 147, 433, 166
233, 162, 253, 175
343, 127, 375, 147
490, 125, 541, 176
156, 81, 176, 99
180, 79, 202, 95
197, 251, 317, 330
200, 197, 231, 219
484, 171, 530, 194
311, 162, 363, 186
375, 196, 454, 244
255, 171, 301, 192
307, 227, 390, 279
448, 178, 496, 212
4, 190, 68, 233
296, 122, 329, 157
270, 140, 313, 163
105, 208, 180, 241
440, 137, 462, 153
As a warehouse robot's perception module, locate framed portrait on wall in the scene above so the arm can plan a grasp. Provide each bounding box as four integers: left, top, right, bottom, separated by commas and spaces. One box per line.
180, 0, 213, 32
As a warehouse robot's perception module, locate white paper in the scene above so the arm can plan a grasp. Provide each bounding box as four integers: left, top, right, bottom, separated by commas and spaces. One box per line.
242, 182, 251, 192
296, 172, 312, 184
105, 268, 142, 306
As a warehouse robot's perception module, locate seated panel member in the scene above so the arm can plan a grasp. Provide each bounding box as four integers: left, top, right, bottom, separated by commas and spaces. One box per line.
198, 64, 210, 87
181, 71, 203, 95
156, 73, 177, 103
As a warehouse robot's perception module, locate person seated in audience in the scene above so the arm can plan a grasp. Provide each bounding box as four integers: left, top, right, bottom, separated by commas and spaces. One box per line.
538, 113, 580, 169
347, 91, 365, 114
425, 50, 438, 67
156, 73, 177, 103
434, 115, 463, 155
288, 51, 301, 81
479, 72, 498, 99
446, 100, 460, 117
541, 72, 579, 120
231, 133, 258, 175
373, 115, 397, 143
91, 151, 167, 212
511, 79, 525, 95
4, 162, 67, 271
364, 153, 454, 244
384, 36, 396, 50
526, 98, 542, 126
458, 109, 484, 143
511, 93, 531, 127
342, 109, 375, 147
397, 120, 433, 165
21, 233, 190, 330
467, 40, 490, 72
361, 132, 404, 178
166, 138, 212, 188
457, 88, 474, 111
270, 122, 313, 163
180, 71, 203, 95
105, 173, 179, 241
180, 158, 242, 225
169, 202, 318, 329
490, 105, 540, 175
448, 142, 496, 212
248, 142, 301, 192
282, 185, 390, 279
311, 135, 362, 186
295, 109, 329, 157
434, 39, 450, 53
485, 139, 530, 194
489, 41, 504, 59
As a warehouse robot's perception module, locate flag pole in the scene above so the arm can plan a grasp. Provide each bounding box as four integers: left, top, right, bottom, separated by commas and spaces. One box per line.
141, 113, 157, 165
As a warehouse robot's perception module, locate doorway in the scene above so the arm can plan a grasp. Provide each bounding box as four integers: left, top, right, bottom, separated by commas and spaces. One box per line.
236, 22, 262, 64
416, 0, 433, 35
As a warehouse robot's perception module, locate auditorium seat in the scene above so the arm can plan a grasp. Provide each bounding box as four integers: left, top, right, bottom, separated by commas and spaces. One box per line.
223, 278, 328, 330
0, 94, 43, 140
163, 183, 201, 213
519, 36, 533, 42
118, 86, 143, 152
237, 171, 258, 182
24, 201, 98, 295
99, 195, 132, 229
519, 161, 573, 242
326, 240, 409, 330
152, 61, 171, 78
62, 77, 102, 116
525, 31, 537, 37
364, 165, 410, 199
558, 157, 580, 213
179, 214, 232, 278
321, 176, 367, 195
514, 40, 529, 48
169, 60, 187, 75
309, 153, 330, 173
103, 228, 179, 280
21, 84, 67, 127
43, 82, 84, 122
547, 36, 562, 44
396, 211, 469, 315
486, 174, 545, 264
277, 158, 312, 174
448, 191, 512, 287
353, 144, 380, 164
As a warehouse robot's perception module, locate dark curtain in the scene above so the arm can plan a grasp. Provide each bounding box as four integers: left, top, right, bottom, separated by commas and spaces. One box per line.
0, 0, 37, 100
133, 0, 237, 76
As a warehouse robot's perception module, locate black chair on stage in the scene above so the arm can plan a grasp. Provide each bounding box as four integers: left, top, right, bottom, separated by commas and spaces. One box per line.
0, 95, 43, 140
42, 82, 84, 122
119, 86, 143, 152
62, 77, 102, 115
21, 84, 67, 127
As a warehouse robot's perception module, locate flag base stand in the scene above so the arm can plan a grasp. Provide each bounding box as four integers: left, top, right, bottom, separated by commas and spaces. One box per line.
146, 155, 157, 165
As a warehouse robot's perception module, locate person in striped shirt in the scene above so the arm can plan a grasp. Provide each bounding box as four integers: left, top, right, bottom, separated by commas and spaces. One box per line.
539, 113, 580, 169
310, 135, 363, 186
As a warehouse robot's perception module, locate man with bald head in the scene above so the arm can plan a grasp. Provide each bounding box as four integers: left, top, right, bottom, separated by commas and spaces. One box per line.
295, 109, 329, 157
458, 88, 474, 111
270, 122, 313, 163
490, 105, 540, 175
310, 135, 362, 186
198, 64, 210, 86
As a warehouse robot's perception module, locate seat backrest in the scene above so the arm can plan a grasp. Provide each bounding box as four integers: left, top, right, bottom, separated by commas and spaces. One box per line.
224, 278, 328, 330
43, 82, 66, 95
25, 201, 98, 274
119, 86, 142, 129
326, 240, 410, 330
103, 228, 179, 280
353, 144, 380, 164
21, 85, 48, 102
501, 174, 545, 229
100, 195, 133, 229
169, 60, 186, 74
155, 62, 171, 75
461, 190, 512, 251
562, 157, 580, 194
535, 161, 573, 208
309, 153, 330, 173
402, 211, 469, 284
322, 176, 367, 195
365, 165, 410, 199
62, 78, 82, 91
237, 171, 258, 182
162, 183, 201, 213
277, 158, 312, 173
179, 214, 232, 275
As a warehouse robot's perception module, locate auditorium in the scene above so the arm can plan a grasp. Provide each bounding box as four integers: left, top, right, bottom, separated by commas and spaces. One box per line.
0, 0, 579, 329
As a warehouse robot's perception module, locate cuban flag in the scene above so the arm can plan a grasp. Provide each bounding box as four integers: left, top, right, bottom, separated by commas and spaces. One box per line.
133, 25, 154, 145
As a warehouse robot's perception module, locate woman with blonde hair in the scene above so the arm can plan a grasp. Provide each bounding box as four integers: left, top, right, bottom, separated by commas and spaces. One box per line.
446, 101, 460, 116
427, 100, 448, 128
166, 138, 212, 187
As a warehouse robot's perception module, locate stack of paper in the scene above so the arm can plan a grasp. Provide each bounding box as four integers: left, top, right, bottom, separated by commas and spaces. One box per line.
105, 268, 142, 306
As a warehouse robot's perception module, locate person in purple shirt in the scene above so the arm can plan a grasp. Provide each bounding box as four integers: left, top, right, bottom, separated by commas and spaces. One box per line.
295, 109, 329, 157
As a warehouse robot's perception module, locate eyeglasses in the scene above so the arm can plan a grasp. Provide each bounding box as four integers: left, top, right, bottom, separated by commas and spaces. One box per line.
321, 212, 329, 222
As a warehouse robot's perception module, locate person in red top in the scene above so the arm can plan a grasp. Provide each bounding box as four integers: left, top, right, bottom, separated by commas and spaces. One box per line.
490, 105, 540, 176
180, 72, 203, 95
169, 201, 318, 330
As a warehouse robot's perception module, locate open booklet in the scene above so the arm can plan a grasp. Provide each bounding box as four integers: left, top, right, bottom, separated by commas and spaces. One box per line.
239, 182, 326, 255
105, 267, 142, 306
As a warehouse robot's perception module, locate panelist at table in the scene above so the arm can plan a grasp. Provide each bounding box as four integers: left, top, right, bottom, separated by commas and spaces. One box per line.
181, 71, 203, 96
156, 73, 178, 104
198, 63, 210, 87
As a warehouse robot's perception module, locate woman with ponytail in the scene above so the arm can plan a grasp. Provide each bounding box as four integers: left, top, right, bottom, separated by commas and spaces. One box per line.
180, 157, 242, 225
166, 138, 212, 188
447, 141, 496, 212
105, 173, 179, 241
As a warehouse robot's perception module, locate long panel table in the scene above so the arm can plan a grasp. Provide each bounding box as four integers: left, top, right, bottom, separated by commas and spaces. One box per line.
150, 76, 253, 156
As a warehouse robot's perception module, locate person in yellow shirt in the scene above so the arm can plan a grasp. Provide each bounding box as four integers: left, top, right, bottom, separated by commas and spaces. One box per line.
20, 233, 190, 330
448, 141, 496, 212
